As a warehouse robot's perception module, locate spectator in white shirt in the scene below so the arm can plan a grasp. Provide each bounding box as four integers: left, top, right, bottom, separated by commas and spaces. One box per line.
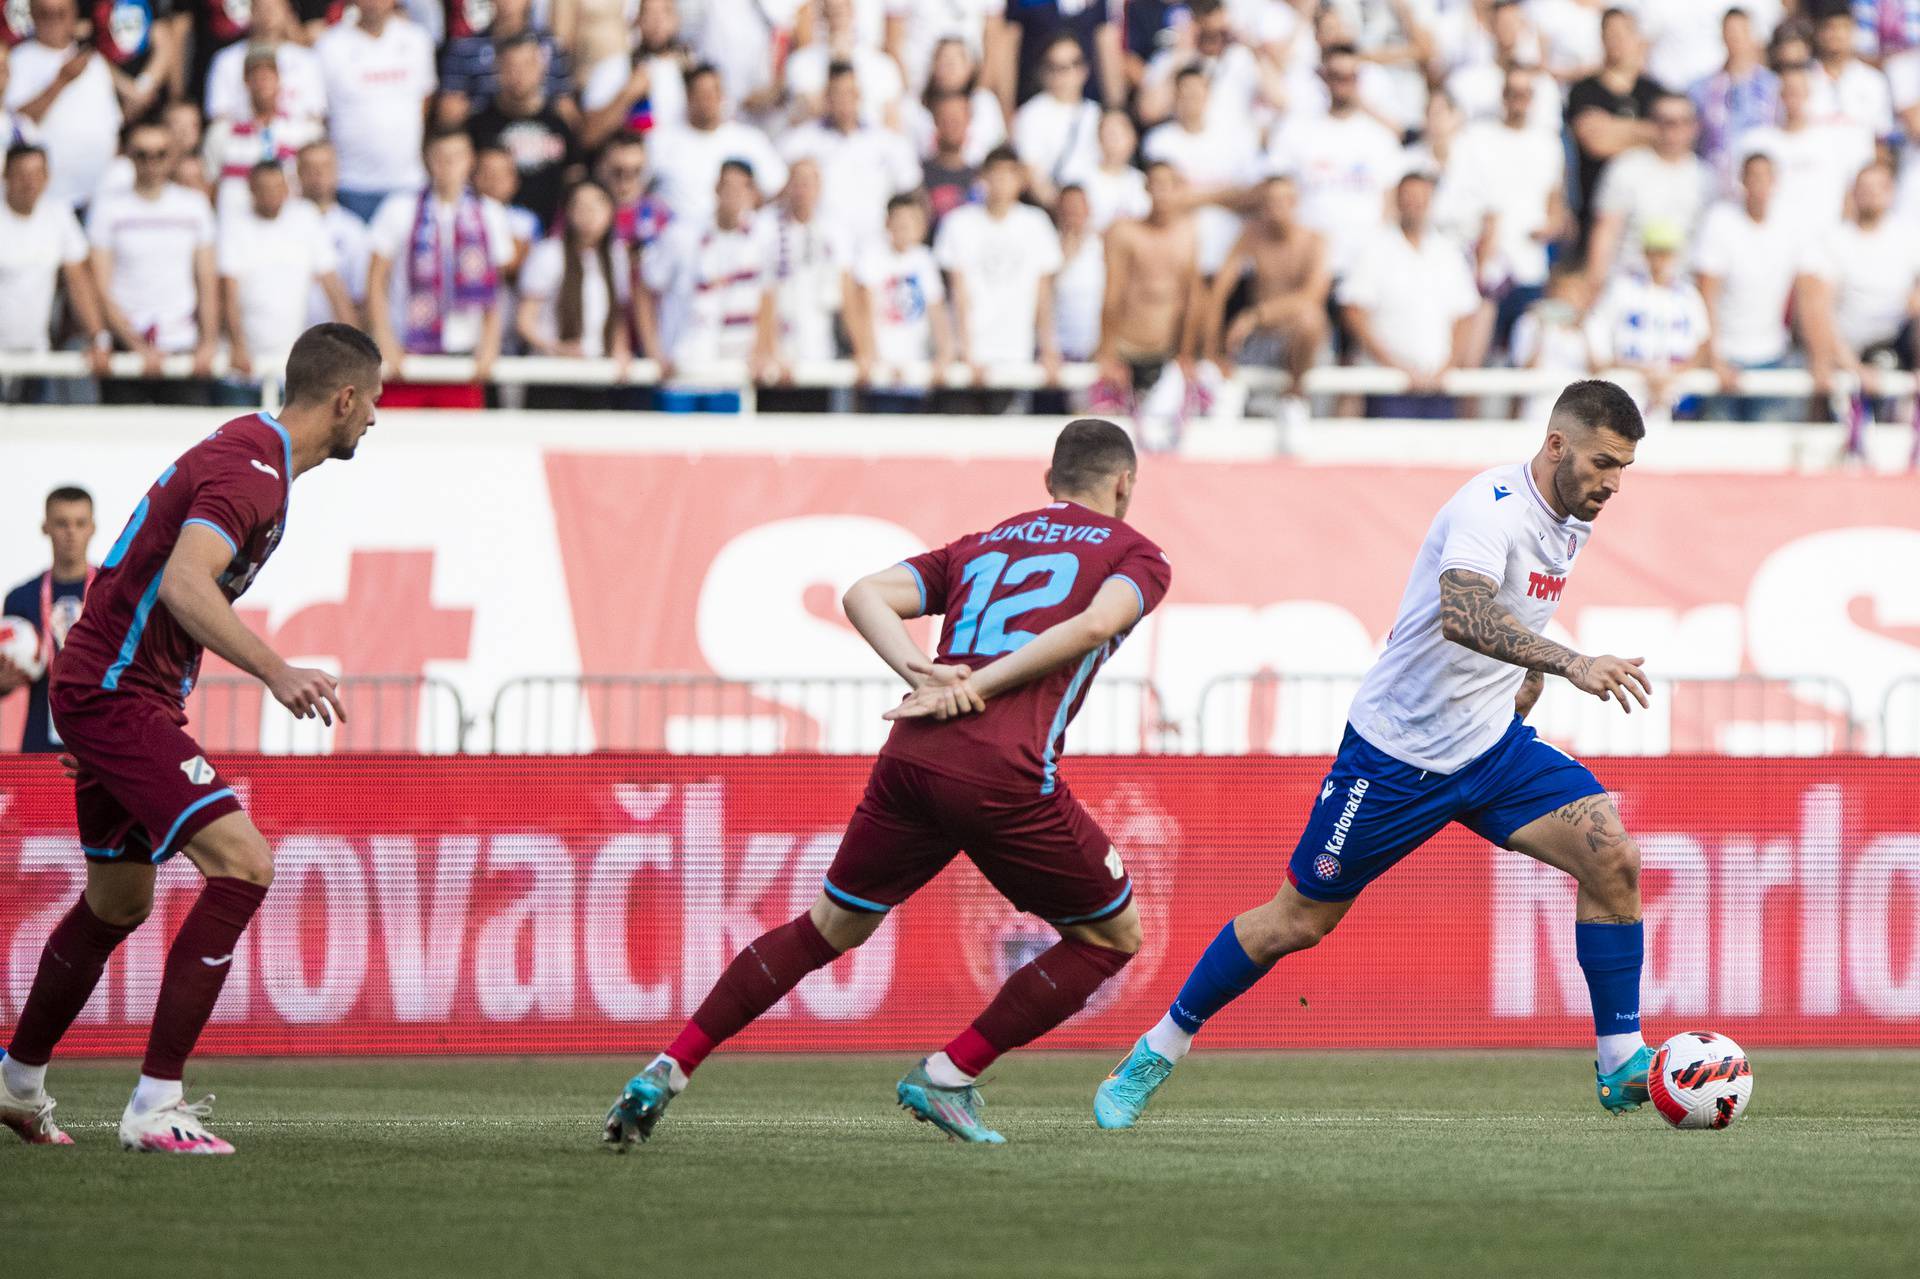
1738, 61, 1875, 237
365, 127, 514, 393
1140, 63, 1261, 273
1013, 33, 1103, 207
894, 0, 1002, 96
697, 0, 804, 122
1693, 150, 1820, 421
0, 142, 108, 387
296, 140, 371, 331
0, 41, 38, 150
3, 0, 121, 210
641, 159, 779, 378
1266, 43, 1407, 281
1810, 8, 1894, 136
204, 0, 328, 128
647, 64, 789, 228
1064, 108, 1149, 232
934, 145, 1064, 388
1584, 220, 1710, 415
903, 36, 1007, 166
515, 180, 635, 378
318, 0, 438, 222
1806, 161, 1920, 413
1434, 65, 1566, 357
786, 0, 907, 127
1337, 170, 1481, 418
1051, 183, 1104, 363
765, 156, 854, 377
203, 46, 324, 225
1136, 0, 1280, 133
1443, 1, 1561, 136
219, 162, 356, 384
850, 193, 953, 409
780, 61, 921, 242
1510, 262, 1597, 425
88, 118, 220, 394
580, 0, 693, 149
1585, 92, 1713, 290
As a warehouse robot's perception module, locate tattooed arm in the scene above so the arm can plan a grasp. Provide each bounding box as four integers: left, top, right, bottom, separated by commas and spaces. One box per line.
1438, 569, 1653, 713
1514, 670, 1545, 720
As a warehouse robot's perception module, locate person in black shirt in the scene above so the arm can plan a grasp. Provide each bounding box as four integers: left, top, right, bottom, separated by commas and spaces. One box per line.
468, 32, 583, 228
87, 0, 182, 120
921, 90, 980, 234
998, 0, 1125, 112
1565, 6, 1661, 245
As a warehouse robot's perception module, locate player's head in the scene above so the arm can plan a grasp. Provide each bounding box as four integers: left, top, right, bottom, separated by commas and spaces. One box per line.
884, 191, 925, 248
4, 142, 48, 214
43, 485, 94, 570
1543, 379, 1643, 521
248, 159, 289, 218
1144, 157, 1184, 213
1046, 419, 1138, 519
283, 323, 383, 461
980, 145, 1024, 207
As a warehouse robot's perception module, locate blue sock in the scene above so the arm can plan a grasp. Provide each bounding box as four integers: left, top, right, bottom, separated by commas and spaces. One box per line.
1167, 923, 1273, 1034
1574, 920, 1643, 1039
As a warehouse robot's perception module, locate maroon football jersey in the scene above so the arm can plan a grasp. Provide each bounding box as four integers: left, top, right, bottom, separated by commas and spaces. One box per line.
54, 413, 292, 718
882, 502, 1172, 794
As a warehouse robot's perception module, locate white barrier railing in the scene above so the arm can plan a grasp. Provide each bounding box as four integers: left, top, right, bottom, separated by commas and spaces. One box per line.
2, 351, 1913, 407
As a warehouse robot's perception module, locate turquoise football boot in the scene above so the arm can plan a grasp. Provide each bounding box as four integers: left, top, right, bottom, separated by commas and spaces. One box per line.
896, 1060, 1005, 1144
1595, 1044, 1655, 1114
1093, 1036, 1175, 1130
603, 1060, 677, 1149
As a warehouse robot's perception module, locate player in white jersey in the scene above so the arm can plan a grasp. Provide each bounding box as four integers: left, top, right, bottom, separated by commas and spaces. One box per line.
1094, 380, 1663, 1126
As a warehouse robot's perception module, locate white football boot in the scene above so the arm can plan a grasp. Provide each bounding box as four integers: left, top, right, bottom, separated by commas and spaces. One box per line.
0, 1076, 74, 1146
120, 1094, 236, 1155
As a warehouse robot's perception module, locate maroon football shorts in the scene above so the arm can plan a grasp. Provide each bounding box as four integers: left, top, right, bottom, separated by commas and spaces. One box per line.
823, 755, 1134, 925
50, 683, 244, 864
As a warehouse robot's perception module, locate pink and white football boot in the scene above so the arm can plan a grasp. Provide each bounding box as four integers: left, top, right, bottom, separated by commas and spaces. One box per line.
120, 1094, 236, 1155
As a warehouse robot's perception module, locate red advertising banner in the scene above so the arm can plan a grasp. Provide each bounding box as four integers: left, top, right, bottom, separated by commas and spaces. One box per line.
2, 755, 1916, 1056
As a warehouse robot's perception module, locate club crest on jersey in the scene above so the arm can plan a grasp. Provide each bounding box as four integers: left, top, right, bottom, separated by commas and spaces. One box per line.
1313, 853, 1341, 881
1104, 846, 1126, 880
180, 756, 216, 786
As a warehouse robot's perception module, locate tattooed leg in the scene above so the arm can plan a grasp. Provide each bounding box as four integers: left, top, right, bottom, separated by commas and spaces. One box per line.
1505, 793, 1641, 923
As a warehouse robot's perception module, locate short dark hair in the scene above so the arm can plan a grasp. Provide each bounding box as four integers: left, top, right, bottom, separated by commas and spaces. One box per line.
827, 59, 856, 82
4, 142, 47, 172
885, 192, 923, 216
1048, 419, 1138, 497
1550, 379, 1645, 441
249, 158, 285, 180
423, 123, 474, 156
1175, 62, 1208, 86
718, 157, 754, 183
45, 486, 92, 511
1600, 6, 1636, 30
686, 62, 721, 90
283, 323, 382, 406
496, 30, 542, 55
981, 143, 1022, 171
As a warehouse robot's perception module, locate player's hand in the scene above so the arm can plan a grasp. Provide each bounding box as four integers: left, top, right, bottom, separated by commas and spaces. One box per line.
1712, 358, 1740, 394
87, 342, 113, 377
56, 753, 82, 781
139, 344, 165, 377
268, 665, 349, 727
883, 677, 985, 722
1567, 654, 1652, 714
379, 340, 406, 381
0, 654, 28, 695
1040, 349, 1063, 386
228, 345, 253, 378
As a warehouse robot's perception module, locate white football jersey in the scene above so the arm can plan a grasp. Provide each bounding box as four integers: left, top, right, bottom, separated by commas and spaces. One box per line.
1348, 462, 1591, 773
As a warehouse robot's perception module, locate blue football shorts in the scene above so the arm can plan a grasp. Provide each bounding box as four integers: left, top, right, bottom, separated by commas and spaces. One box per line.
1286, 715, 1607, 903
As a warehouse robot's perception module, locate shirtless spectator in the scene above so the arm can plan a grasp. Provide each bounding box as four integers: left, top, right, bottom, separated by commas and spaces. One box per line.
1093, 160, 1203, 440
1207, 174, 1330, 425
1140, 64, 1260, 274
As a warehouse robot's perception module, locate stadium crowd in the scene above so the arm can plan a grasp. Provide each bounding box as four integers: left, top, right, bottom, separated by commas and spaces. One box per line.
2, 0, 1919, 421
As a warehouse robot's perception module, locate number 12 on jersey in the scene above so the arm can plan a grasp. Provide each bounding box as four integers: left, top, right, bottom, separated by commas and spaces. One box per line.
948, 552, 1080, 657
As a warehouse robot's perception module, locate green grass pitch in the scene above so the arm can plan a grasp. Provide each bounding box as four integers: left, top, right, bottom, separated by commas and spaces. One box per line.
10, 1052, 1919, 1279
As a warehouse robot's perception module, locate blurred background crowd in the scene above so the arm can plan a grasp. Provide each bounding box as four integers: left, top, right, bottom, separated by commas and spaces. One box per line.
2, 0, 1918, 421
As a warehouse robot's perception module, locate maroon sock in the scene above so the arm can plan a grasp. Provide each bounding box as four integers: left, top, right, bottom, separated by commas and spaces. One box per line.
140, 877, 268, 1080
5, 895, 141, 1067
665, 913, 842, 1074
945, 938, 1133, 1077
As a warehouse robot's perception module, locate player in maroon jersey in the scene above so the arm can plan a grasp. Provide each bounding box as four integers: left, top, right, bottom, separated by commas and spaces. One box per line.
0, 324, 381, 1154
606, 419, 1172, 1147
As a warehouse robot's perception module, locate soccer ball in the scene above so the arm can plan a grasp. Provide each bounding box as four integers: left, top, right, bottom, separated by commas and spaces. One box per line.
1649, 1031, 1754, 1130
0, 615, 45, 681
